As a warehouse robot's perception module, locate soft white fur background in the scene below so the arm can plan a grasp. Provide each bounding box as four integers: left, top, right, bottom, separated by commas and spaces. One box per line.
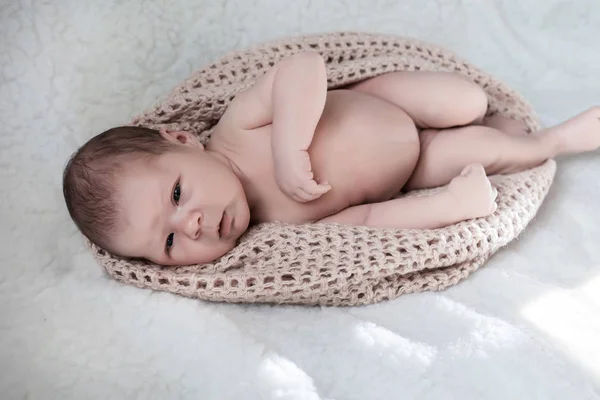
1, 0, 599, 399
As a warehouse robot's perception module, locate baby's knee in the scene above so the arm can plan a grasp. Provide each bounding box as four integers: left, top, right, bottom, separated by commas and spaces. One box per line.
390, 108, 420, 144
388, 110, 421, 163
449, 73, 488, 124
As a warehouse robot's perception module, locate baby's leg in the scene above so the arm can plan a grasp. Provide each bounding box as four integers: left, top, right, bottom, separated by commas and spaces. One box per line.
350, 71, 487, 129
405, 106, 600, 190
320, 163, 498, 229
483, 115, 529, 136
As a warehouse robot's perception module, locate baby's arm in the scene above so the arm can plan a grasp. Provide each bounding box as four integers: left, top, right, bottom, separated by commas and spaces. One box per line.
226, 51, 330, 202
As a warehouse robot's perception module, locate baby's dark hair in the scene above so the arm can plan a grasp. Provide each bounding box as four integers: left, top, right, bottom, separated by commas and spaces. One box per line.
63, 126, 176, 252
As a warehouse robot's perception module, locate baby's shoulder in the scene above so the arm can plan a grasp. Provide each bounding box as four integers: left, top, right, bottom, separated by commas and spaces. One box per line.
209, 115, 273, 171
210, 108, 244, 144
214, 101, 272, 140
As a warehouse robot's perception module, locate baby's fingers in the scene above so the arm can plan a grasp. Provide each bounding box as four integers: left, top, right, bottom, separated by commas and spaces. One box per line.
292, 188, 317, 203
302, 179, 331, 196
291, 181, 329, 203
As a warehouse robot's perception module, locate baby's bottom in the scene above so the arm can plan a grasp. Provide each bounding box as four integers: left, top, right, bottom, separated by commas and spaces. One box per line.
350, 71, 600, 191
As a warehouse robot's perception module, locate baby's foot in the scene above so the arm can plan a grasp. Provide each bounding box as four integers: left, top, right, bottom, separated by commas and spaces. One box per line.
544, 106, 600, 154
447, 163, 498, 221
483, 115, 528, 136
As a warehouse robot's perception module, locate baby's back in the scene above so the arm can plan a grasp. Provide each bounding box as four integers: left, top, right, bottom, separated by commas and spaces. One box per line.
212, 89, 420, 224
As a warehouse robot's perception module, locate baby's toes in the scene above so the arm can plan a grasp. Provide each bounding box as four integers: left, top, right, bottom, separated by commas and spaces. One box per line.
471, 163, 487, 177
461, 163, 485, 177
460, 164, 474, 176
491, 186, 498, 200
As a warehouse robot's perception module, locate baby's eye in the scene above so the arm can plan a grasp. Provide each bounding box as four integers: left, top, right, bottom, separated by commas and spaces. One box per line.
173, 181, 181, 204
166, 233, 174, 252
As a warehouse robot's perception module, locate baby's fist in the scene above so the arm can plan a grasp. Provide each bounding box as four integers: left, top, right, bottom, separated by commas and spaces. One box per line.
274, 150, 331, 202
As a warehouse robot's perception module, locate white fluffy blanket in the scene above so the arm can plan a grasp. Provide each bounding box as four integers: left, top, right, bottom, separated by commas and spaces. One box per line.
1, 0, 599, 399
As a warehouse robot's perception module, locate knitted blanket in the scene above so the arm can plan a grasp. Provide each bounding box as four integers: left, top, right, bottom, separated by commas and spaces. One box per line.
90, 32, 556, 306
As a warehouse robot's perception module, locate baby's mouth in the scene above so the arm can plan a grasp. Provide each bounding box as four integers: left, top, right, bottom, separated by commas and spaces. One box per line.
218, 211, 233, 239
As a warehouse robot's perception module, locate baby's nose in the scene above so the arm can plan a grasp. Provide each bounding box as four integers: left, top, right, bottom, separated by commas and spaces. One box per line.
184, 211, 203, 239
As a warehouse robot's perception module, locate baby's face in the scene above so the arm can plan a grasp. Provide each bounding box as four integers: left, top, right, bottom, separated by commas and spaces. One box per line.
112, 142, 250, 266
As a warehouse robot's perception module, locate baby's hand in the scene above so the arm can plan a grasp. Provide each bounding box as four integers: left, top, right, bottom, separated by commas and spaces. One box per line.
274, 149, 331, 202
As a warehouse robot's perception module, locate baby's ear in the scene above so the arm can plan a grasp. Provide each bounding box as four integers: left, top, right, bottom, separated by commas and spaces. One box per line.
159, 128, 204, 149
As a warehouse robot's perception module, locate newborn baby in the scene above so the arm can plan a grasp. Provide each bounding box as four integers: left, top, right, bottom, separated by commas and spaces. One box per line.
63, 52, 600, 266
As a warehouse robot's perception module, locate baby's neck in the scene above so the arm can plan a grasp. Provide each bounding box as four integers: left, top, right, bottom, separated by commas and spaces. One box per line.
205, 144, 258, 212
208, 148, 244, 178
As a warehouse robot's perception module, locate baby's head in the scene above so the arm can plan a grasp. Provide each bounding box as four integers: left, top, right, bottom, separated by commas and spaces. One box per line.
63, 126, 250, 266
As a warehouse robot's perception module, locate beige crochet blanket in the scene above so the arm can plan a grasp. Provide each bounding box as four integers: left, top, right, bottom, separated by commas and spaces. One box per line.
90, 32, 556, 306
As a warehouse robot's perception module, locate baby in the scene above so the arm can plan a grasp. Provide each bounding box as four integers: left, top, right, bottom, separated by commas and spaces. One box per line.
63, 51, 600, 266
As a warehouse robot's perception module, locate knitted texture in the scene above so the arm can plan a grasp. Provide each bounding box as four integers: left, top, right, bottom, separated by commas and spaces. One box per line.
90, 32, 556, 306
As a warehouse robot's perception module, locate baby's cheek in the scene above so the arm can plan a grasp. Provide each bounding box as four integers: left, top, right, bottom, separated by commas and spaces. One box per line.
185, 239, 235, 264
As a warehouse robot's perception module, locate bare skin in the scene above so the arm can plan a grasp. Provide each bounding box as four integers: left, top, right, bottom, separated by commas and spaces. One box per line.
114, 52, 600, 266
